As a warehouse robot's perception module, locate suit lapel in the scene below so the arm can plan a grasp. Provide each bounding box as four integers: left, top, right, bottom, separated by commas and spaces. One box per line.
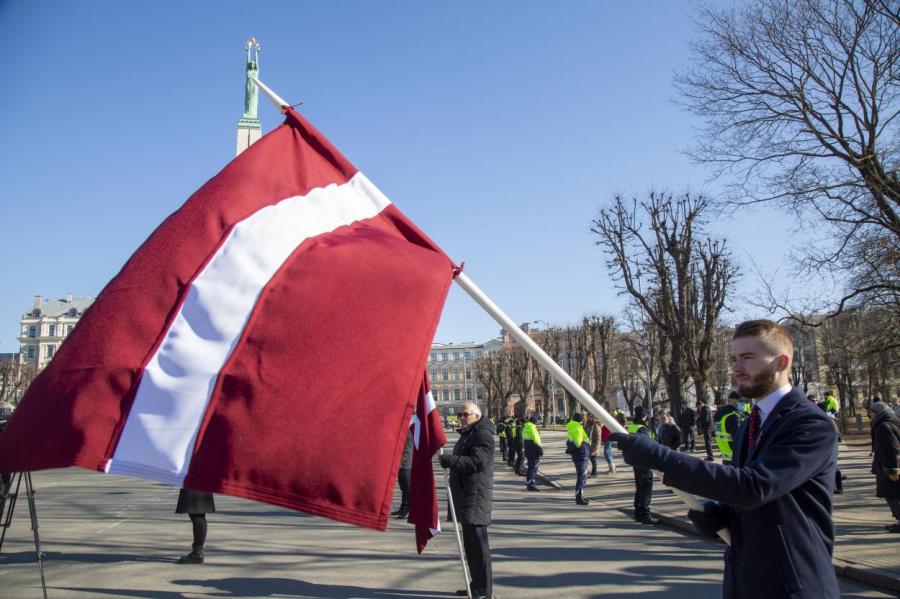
748, 389, 803, 460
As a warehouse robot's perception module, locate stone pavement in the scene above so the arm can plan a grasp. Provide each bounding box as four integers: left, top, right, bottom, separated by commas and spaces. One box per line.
0, 431, 895, 598
530, 427, 900, 595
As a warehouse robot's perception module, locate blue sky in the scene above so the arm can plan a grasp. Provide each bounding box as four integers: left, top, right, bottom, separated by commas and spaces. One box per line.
0, 0, 795, 352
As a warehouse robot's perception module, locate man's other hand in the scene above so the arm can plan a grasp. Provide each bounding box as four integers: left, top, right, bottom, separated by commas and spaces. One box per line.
439, 454, 457, 469
688, 500, 730, 539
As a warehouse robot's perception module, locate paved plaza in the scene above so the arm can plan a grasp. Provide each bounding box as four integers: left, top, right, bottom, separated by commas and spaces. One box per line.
0, 428, 896, 598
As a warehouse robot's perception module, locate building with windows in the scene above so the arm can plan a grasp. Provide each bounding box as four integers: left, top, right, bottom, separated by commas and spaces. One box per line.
19, 294, 94, 369
428, 339, 501, 418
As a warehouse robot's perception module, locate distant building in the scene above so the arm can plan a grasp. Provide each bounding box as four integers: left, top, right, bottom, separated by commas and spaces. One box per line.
19, 293, 94, 369
428, 340, 498, 418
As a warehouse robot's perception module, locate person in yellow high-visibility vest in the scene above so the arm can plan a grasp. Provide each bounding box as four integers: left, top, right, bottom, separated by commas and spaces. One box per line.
566, 412, 591, 505
522, 414, 543, 491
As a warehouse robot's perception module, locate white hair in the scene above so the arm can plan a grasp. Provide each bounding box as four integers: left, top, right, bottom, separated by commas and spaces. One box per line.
463, 402, 482, 418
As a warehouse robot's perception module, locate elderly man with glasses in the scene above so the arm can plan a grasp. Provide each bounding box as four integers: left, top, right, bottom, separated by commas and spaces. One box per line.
439, 402, 496, 599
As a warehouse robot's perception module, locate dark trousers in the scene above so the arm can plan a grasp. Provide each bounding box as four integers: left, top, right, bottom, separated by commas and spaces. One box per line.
524, 441, 541, 486
397, 468, 410, 510
682, 427, 696, 451
188, 513, 207, 551
498, 437, 507, 461
887, 498, 900, 520
699, 425, 714, 459
514, 450, 524, 475
462, 523, 492, 596
573, 457, 588, 496
590, 455, 598, 475
507, 444, 516, 467
633, 468, 653, 520
834, 468, 843, 494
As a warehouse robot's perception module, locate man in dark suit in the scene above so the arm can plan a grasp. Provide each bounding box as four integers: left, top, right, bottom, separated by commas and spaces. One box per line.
611, 320, 839, 599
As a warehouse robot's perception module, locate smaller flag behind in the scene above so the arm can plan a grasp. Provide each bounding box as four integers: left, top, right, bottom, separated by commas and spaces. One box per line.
408, 373, 447, 553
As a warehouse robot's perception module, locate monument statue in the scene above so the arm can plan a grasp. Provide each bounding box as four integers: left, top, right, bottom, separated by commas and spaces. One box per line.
243, 37, 260, 119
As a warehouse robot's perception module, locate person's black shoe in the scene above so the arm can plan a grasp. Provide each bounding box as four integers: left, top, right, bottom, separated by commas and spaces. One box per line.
575, 496, 590, 505
390, 507, 403, 516
640, 516, 659, 525
394, 510, 409, 519
526, 484, 540, 492
175, 551, 204, 564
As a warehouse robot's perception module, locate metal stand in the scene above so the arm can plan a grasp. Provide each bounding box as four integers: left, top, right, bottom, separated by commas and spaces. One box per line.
0, 472, 49, 599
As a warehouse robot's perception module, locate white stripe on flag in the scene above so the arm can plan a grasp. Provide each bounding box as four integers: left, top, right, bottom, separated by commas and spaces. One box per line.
107, 173, 391, 484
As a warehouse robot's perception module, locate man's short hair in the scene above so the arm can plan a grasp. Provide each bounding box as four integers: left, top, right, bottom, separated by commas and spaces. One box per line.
733, 319, 794, 355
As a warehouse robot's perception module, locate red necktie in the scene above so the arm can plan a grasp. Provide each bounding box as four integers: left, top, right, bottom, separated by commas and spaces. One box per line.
748, 404, 761, 450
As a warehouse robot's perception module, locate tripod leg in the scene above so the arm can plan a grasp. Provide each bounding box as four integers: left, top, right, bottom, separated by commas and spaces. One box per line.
0, 472, 22, 553
24, 473, 48, 599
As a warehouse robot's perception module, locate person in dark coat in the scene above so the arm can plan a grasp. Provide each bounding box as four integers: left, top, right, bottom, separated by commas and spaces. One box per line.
658, 414, 682, 451
392, 428, 414, 518
868, 401, 900, 532
679, 404, 697, 451
611, 320, 840, 598
697, 400, 714, 460
175, 487, 215, 564
439, 402, 495, 599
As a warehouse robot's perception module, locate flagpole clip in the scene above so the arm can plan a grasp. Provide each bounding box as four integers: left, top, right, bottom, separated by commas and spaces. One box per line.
452, 262, 466, 279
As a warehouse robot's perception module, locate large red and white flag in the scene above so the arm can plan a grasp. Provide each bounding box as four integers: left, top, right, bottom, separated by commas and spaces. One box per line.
408, 374, 447, 552
0, 107, 455, 532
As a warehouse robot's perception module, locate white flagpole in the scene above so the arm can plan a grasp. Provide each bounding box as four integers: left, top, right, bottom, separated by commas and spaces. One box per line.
453, 272, 732, 546
440, 448, 473, 599
251, 77, 730, 546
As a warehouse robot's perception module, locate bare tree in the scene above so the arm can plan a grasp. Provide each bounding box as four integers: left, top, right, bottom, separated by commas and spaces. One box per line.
678, 0, 900, 323
585, 315, 616, 406
592, 192, 738, 416
532, 326, 563, 425
476, 350, 516, 419
0, 359, 37, 405
509, 346, 535, 418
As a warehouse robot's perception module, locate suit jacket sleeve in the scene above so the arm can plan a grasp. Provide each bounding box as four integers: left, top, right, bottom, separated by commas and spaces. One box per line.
662, 409, 836, 511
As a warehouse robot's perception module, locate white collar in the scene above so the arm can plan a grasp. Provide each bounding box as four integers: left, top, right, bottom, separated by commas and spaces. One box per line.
752, 384, 792, 427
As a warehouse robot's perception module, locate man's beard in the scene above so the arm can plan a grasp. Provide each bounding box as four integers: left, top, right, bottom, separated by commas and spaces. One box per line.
737, 366, 779, 399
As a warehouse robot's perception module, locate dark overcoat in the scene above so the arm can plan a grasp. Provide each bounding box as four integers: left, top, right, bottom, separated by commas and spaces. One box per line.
448, 417, 495, 526
662, 388, 839, 599
871, 410, 900, 500
175, 488, 216, 514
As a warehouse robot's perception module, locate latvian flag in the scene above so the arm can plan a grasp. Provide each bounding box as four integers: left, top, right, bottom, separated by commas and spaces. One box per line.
0, 106, 454, 534
408, 374, 447, 553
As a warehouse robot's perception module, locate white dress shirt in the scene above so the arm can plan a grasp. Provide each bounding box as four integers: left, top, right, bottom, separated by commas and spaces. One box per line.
752, 384, 792, 428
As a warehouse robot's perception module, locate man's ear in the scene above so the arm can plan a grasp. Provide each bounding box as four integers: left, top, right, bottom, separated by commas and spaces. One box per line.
776, 354, 791, 372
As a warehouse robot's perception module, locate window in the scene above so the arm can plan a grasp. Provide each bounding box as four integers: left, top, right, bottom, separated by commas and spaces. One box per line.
452, 367, 460, 380
430, 368, 437, 380
464, 351, 471, 360
442, 388, 450, 401
30, 309, 41, 318
441, 352, 448, 362
466, 387, 473, 401
28, 326, 36, 338
453, 352, 460, 361
475, 350, 483, 358
68, 308, 77, 317
429, 353, 436, 363
465, 368, 472, 380
27, 346, 35, 359
47, 345, 55, 358
454, 387, 462, 401
49, 324, 56, 337
67, 325, 74, 335
442, 368, 449, 381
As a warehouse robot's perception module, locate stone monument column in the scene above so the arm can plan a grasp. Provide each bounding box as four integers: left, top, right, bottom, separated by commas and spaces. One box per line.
236, 37, 262, 156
